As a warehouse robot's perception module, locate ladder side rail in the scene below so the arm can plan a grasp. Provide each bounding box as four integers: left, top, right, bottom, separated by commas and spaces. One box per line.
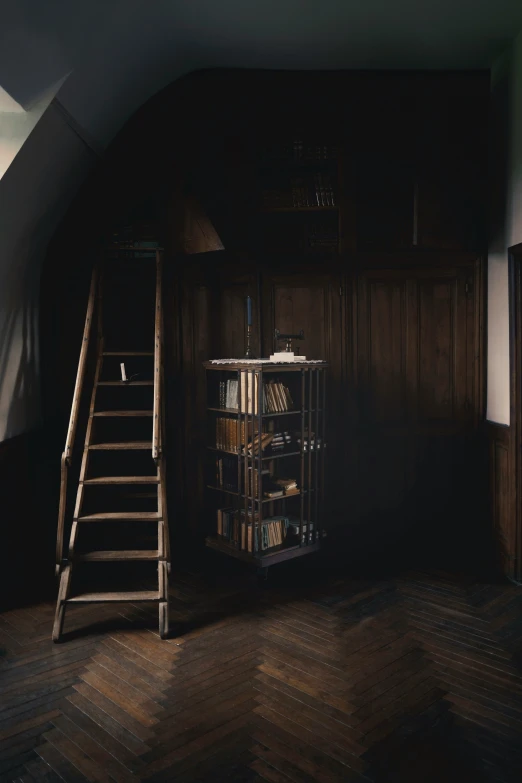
153, 250, 163, 462
55, 265, 98, 575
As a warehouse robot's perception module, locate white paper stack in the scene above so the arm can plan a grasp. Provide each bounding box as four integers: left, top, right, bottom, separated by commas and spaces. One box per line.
269, 352, 307, 362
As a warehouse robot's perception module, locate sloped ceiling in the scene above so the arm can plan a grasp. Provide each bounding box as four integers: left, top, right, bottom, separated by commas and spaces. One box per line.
2, 0, 522, 149
1, 0, 522, 441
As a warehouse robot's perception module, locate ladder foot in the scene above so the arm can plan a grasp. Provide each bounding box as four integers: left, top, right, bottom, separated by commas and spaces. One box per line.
159, 601, 169, 639
52, 603, 66, 643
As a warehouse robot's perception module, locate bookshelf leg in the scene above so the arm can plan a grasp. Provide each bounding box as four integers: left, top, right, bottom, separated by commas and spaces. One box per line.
257, 566, 269, 582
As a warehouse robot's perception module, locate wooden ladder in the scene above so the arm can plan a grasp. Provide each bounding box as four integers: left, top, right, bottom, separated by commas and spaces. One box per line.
53, 247, 170, 641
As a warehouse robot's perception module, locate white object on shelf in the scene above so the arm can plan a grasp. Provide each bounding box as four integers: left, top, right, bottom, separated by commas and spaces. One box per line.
120, 362, 127, 381
269, 352, 307, 362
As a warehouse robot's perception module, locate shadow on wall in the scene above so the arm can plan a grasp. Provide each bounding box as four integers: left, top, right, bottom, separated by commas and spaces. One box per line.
0, 253, 40, 442
0, 99, 97, 443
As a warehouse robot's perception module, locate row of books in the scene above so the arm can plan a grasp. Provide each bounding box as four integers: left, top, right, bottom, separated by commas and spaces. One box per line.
292, 141, 337, 162
292, 175, 336, 208
296, 433, 324, 452
215, 418, 249, 452
217, 509, 318, 552
262, 179, 337, 210
246, 431, 294, 456
308, 237, 339, 249
263, 476, 299, 498
215, 456, 238, 492
215, 458, 300, 499
248, 431, 321, 455
215, 422, 323, 457
261, 142, 337, 164
219, 377, 293, 414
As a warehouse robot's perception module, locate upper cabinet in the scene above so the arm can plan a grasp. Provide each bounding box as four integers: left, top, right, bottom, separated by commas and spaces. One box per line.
187, 70, 489, 257
415, 85, 488, 252
354, 74, 489, 253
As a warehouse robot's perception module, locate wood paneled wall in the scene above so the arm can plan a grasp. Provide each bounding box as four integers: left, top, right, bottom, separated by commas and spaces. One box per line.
488, 423, 517, 578
488, 244, 522, 583
40, 68, 492, 569
0, 430, 57, 605
165, 251, 486, 567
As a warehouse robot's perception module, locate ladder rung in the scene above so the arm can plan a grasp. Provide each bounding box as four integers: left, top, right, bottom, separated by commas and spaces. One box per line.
78, 550, 160, 562
88, 442, 152, 450
107, 247, 163, 253
93, 410, 153, 417
97, 381, 154, 386
83, 476, 159, 485
77, 512, 161, 522
67, 591, 160, 603
103, 352, 154, 356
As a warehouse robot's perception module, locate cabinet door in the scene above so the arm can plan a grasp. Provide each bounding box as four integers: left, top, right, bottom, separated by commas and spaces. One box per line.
355, 97, 417, 252
352, 262, 480, 551
261, 271, 344, 510
416, 91, 487, 251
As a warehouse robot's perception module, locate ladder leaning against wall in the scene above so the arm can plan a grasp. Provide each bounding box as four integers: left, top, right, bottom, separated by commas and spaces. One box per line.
53, 245, 170, 641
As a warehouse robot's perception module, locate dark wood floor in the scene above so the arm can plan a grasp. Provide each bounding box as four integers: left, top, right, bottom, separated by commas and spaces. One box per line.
1, 565, 522, 783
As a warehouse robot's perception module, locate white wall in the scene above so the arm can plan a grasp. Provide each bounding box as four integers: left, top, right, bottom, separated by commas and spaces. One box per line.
487, 29, 522, 424
0, 102, 95, 441
0, 76, 67, 180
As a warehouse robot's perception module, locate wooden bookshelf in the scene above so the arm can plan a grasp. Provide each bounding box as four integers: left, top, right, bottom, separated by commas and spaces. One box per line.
204, 360, 327, 570
257, 136, 341, 253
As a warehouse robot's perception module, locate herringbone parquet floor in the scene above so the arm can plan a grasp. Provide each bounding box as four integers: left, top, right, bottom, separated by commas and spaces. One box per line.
1, 568, 522, 782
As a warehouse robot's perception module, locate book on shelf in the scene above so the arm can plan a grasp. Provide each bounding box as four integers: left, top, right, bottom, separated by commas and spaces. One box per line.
217, 508, 290, 552
248, 466, 270, 497
273, 477, 298, 491
290, 139, 336, 162
216, 418, 262, 452
286, 517, 326, 543
313, 173, 335, 207
264, 488, 284, 498
245, 430, 294, 457
245, 470, 300, 498
262, 475, 299, 498
216, 418, 247, 452
219, 377, 293, 414
265, 431, 293, 455
295, 433, 324, 451
215, 456, 239, 492
247, 432, 274, 455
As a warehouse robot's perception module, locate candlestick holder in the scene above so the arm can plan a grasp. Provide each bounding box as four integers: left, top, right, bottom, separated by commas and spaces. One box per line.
244, 324, 254, 359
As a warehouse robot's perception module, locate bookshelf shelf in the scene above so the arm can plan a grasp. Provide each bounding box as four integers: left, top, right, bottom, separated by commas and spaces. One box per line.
205, 535, 322, 568
207, 485, 302, 503
207, 447, 304, 461
261, 206, 338, 213
207, 407, 302, 417
204, 360, 328, 568
256, 135, 341, 253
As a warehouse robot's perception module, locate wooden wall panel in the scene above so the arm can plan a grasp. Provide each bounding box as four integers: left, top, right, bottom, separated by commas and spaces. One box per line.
361, 277, 407, 424
417, 280, 455, 420
262, 278, 332, 361
351, 260, 481, 558
217, 287, 249, 359
487, 246, 522, 582
35, 68, 490, 573
261, 270, 344, 521
174, 258, 259, 546
261, 271, 343, 425
488, 424, 516, 578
